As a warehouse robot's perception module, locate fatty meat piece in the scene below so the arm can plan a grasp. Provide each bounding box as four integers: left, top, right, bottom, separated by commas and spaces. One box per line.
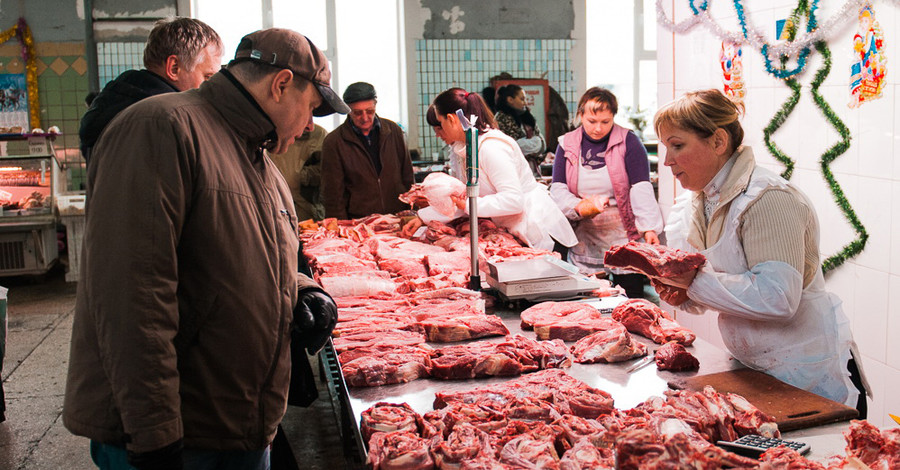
422, 171, 466, 217
360, 402, 426, 442
653, 341, 699, 371
571, 325, 648, 364
604, 241, 706, 278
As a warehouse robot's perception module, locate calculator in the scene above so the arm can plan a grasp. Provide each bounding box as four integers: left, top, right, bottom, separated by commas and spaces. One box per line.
716, 434, 811, 459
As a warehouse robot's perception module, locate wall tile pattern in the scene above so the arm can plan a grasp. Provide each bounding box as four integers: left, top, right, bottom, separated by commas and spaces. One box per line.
415, 39, 576, 161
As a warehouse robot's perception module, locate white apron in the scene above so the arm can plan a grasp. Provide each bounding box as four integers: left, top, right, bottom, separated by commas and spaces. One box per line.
567, 164, 630, 274
667, 166, 861, 407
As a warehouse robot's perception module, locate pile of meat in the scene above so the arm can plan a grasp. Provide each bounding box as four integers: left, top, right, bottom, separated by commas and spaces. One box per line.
604, 241, 707, 278
362, 370, 783, 469
518, 299, 698, 368
301, 214, 586, 389
752, 420, 899, 469
340, 334, 574, 387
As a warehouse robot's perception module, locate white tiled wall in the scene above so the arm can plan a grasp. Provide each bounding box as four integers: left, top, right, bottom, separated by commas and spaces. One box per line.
414, 39, 577, 161
658, 1, 900, 428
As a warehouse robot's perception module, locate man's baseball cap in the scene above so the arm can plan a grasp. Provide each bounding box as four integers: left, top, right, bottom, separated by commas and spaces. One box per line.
232, 28, 349, 116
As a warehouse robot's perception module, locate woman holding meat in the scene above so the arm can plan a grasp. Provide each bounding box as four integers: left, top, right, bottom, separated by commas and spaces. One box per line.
651, 89, 869, 416
402, 88, 576, 251
549, 87, 664, 297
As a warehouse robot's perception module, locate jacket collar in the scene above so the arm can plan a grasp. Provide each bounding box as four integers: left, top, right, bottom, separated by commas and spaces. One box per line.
687, 145, 756, 249
198, 69, 279, 153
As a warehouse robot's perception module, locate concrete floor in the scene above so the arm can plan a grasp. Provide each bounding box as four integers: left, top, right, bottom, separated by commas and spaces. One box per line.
0, 264, 351, 470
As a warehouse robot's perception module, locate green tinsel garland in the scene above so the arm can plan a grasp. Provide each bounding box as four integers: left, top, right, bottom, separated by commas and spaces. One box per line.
809, 41, 867, 273
762, 0, 808, 180
762, 78, 801, 180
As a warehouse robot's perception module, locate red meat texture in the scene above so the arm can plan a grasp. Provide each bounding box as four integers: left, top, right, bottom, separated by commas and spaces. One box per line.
604, 241, 706, 277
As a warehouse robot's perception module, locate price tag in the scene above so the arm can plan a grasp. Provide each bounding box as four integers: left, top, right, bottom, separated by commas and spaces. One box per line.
28, 137, 49, 155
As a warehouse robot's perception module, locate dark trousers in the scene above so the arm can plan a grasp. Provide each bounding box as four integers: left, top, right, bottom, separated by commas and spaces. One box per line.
848, 354, 867, 419
612, 273, 647, 299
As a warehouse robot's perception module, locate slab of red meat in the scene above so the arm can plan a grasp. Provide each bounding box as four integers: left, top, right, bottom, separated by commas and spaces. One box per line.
419, 314, 510, 342
426, 335, 571, 380
405, 299, 485, 320
614, 427, 758, 470
612, 298, 696, 346
332, 329, 426, 354
534, 313, 624, 342
333, 313, 424, 338
336, 295, 409, 310
430, 422, 496, 469
571, 325, 648, 364
308, 252, 378, 276
376, 256, 430, 279
366, 431, 434, 470
559, 438, 615, 470
341, 347, 431, 387
520, 301, 599, 330
654, 341, 699, 371
303, 235, 371, 260
398, 183, 427, 208
360, 402, 426, 442
604, 241, 706, 277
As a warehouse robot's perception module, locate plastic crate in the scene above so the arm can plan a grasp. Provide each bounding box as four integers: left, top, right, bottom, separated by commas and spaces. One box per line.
61, 215, 85, 282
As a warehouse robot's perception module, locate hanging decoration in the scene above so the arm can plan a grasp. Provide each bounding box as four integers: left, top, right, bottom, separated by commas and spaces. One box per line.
762, 0, 813, 180
656, 0, 873, 78
719, 41, 745, 104
659, 0, 869, 271
0, 18, 40, 130
811, 41, 866, 272
848, 1, 887, 108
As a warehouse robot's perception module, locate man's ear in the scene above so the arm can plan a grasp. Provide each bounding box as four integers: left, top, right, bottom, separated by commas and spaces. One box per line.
163, 55, 181, 82
270, 69, 295, 103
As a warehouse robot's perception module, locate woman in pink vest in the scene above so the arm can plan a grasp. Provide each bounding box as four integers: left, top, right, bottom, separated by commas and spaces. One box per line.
549, 87, 664, 297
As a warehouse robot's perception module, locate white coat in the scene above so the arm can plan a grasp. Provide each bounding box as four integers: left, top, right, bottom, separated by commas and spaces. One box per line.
418, 130, 577, 251
666, 150, 862, 407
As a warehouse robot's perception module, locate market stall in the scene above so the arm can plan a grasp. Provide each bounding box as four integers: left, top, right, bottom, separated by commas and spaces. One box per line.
0, 133, 60, 276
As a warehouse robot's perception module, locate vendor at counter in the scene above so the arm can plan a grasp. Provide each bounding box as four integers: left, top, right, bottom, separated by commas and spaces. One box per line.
650, 89, 870, 416
402, 88, 577, 252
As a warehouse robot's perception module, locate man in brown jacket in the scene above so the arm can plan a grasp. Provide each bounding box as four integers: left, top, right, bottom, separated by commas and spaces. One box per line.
321, 81, 414, 219
63, 29, 348, 470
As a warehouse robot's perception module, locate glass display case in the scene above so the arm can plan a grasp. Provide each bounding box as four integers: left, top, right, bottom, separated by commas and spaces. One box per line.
0, 134, 60, 276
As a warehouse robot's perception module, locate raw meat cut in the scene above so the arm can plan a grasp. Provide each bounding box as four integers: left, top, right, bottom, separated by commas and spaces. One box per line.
421, 171, 466, 216
418, 314, 510, 342
366, 431, 434, 470
604, 241, 706, 278
612, 298, 696, 346
533, 313, 623, 342
571, 325, 648, 364
340, 345, 432, 387
426, 335, 571, 380
520, 301, 598, 330
498, 435, 560, 469
331, 329, 426, 354
430, 422, 496, 469
318, 272, 398, 298
654, 341, 699, 371
837, 419, 900, 469
333, 312, 423, 338
559, 439, 614, 470
360, 402, 426, 441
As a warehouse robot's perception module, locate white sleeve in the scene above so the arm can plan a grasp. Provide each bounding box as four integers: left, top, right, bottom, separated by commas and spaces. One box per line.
516, 135, 545, 156
630, 180, 664, 233
686, 260, 804, 321
550, 182, 582, 220
466, 139, 526, 218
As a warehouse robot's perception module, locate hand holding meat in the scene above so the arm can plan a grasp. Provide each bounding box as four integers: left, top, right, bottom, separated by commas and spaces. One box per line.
651, 278, 690, 306
293, 289, 337, 354
575, 195, 608, 218
401, 217, 424, 238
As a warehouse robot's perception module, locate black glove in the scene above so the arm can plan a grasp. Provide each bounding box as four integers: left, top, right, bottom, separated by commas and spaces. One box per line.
293, 289, 337, 354
127, 439, 183, 470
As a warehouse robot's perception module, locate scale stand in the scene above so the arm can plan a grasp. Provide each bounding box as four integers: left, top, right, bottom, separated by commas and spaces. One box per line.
459, 109, 481, 291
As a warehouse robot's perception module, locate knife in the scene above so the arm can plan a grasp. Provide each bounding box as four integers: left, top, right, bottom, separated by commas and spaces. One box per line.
626, 355, 655, 373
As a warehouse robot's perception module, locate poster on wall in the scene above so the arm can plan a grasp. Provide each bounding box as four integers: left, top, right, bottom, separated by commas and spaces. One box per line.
0, 74, 29, 133
849, 1, 886, 108
493, 78, 550, 143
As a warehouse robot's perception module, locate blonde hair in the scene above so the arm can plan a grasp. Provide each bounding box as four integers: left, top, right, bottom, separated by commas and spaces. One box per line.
653, 89, 745, 154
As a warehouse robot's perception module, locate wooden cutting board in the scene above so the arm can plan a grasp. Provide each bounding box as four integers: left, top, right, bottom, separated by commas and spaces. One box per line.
667, 368, 858, 432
